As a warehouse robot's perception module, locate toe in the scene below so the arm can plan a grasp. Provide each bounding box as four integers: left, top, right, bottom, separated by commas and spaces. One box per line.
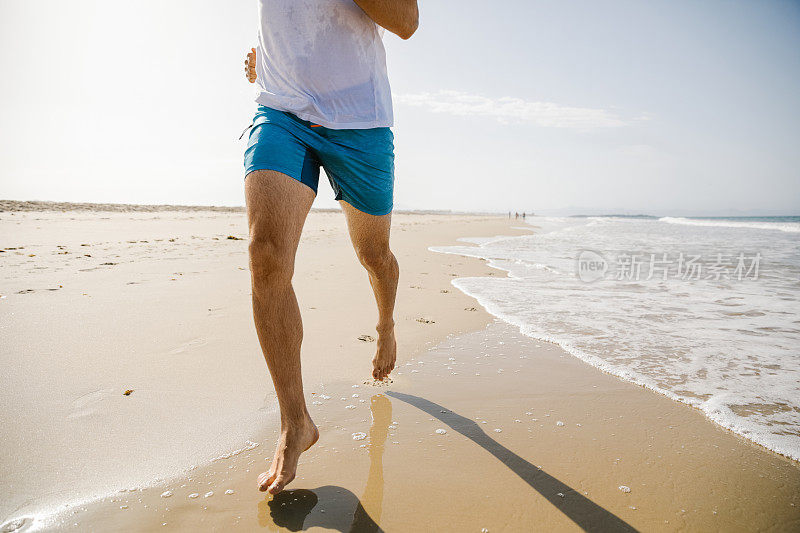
258, 470, 276, 492
268, 473, 294, 495
373, 358, 392, 379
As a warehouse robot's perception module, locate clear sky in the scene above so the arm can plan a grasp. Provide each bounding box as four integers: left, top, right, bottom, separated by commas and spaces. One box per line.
1, 0, 798, 215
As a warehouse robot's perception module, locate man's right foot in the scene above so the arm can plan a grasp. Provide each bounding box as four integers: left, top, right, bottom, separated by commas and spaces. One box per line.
372, 326, 397, 381
257, 416, 319, 495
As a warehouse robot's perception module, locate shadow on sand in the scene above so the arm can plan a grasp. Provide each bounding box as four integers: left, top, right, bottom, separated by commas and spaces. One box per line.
258, 486, 382, 532
386, 391, 638, 533
260, 392, 636, 532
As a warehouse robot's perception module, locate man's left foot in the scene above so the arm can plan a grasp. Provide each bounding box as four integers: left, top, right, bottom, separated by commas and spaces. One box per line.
372, 326, 396, 380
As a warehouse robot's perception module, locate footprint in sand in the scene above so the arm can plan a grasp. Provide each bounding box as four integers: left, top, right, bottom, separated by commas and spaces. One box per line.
168, 338, 208, 355
67, 388, 116, 419
0, 516, 32, 532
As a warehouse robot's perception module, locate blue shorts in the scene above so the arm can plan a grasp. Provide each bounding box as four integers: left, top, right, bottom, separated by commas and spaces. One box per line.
243, 105, 395, 216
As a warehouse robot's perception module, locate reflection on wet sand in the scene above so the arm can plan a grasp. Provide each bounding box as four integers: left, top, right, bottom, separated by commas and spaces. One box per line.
352, 394, 391, 530
386, 391, 638, 533
260, 394, 390, 532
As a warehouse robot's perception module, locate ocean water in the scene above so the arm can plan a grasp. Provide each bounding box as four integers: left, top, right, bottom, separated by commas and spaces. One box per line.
432, 216, 800, 461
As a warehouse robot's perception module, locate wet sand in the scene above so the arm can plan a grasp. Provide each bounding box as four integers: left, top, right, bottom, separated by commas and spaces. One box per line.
1, 207, 798, 531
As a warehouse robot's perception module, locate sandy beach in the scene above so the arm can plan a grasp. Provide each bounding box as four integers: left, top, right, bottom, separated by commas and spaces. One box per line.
1, 206, 798, 532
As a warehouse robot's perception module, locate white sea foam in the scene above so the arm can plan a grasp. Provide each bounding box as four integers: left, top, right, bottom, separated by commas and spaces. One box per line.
432, 216, 800, 461
660, 216, 800, 233
210, 440, 259, 462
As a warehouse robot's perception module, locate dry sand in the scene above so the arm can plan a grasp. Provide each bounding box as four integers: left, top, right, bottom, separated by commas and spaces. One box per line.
0, 207, 798, 532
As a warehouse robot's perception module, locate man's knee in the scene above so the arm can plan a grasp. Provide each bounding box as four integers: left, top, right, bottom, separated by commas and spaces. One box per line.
357, 245, 397, 276
249, 234, 294, 288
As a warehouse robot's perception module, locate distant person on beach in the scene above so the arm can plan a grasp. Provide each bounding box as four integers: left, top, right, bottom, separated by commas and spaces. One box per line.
241, 0, 418, 495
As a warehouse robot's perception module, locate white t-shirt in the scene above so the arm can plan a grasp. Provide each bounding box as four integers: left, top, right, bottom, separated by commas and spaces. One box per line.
254, 0, 393, 129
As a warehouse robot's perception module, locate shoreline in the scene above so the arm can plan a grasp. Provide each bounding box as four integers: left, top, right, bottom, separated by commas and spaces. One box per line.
2, 210, 798, 531
431, 234, 800, 464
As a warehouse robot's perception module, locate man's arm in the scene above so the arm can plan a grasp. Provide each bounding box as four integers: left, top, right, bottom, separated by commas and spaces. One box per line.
353, 0, 419, 40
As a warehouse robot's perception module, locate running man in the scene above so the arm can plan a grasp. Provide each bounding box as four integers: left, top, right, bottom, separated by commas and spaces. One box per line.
241, 0, 418, 495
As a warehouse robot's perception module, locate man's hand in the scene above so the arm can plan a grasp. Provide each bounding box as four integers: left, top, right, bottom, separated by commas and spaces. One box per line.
245, 47, 257, 83
353, 0, 418, 40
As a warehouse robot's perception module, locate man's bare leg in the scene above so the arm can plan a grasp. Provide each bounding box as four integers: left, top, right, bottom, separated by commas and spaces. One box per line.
246, 170, 319, 494
340, 201, 399, 380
